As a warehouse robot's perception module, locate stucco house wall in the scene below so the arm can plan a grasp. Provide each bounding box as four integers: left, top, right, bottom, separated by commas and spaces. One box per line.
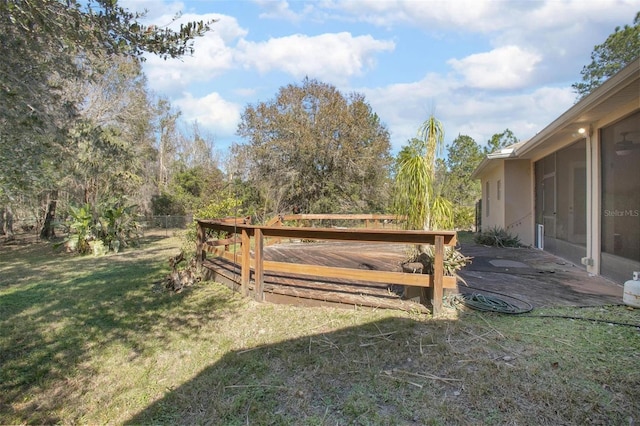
472, 58, 639, 284
504, 160, 533, 246
479, 162, 504, 231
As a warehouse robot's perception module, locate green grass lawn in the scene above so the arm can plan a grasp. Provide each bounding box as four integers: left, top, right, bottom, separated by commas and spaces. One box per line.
1, 231, 639, 424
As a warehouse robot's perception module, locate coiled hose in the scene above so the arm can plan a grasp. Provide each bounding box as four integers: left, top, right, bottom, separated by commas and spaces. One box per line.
454, 288, 533, 314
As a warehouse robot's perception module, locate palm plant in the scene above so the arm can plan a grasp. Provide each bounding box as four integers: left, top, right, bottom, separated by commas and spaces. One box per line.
393, 115, 464, 278
393, 115, 453, 231
61, 203, 94, 254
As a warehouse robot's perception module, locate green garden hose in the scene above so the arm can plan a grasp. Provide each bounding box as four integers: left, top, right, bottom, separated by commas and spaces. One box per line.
455, 291, 534, 314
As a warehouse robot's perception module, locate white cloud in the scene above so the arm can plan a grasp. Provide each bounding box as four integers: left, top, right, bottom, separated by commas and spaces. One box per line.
361, 74, 461, 149
321, 0, 637, 85
441, 86, 575, 145
235, 32, 395, 84
362, 73, 575, 151
254, 0, 310, 22
174, 92, 241, 137
129, 0, 636, 155
318, 0, 516, 32
141, 12, 395, 94
448, 46, 542, 90
141, 13, 247, 94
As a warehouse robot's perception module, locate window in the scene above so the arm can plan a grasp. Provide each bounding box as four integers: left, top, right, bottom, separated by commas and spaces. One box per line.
600, 111, 640, 283
485, 181, 490, 217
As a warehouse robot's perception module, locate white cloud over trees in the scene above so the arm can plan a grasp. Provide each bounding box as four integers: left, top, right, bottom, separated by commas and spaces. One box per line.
129, 0, 638, 151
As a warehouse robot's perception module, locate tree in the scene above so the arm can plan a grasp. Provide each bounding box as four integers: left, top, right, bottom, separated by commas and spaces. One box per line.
484, 129, 519, 155
73, 56, 156, 203
393, 115, 453, 232
572, 12, 640, 99
155, 98, 182, 191
36, 54, 158, 238
442, 134, 483, 229
0, 0, 214, 235
151, 121, 225, 216
235, 78, 392, 217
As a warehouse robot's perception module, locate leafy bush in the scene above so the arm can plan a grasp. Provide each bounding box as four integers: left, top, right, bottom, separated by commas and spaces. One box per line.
183, 193, 245, 251
474, 226, 521, 247
151, 192, 185, 216
94, 202, 141, 253
57, 201, 141, 255
452, 205, 476, 230
63, 204, 94, 254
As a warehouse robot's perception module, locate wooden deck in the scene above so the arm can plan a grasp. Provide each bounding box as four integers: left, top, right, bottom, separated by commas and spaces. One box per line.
204, 241, 448, 313
197, 216, 458, 314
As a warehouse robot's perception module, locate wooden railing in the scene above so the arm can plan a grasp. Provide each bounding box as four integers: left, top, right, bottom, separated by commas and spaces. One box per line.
196, 215, 457, 315
272, 213, 404, 228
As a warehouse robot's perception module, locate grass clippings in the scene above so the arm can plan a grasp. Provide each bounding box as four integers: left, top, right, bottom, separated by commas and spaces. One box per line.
1, 230, 639, 425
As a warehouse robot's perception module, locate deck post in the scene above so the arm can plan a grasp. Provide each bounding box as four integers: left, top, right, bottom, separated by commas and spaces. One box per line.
241, 228, 250, 297
254, 228, 264, 301
432, 235, 444, 315
196, 221, 205, 267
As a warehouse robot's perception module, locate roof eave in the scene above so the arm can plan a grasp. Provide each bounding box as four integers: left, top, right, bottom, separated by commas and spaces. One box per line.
515, 57, 640, 158
471, 149, 517, 179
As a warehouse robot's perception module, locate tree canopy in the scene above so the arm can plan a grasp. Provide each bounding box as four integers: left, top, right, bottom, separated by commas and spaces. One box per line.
0, 0, 215, 242
484, 129, 519, 155
441, 134, 483, 229
0, 0, 213, 201
572, 12, 640, 99
234, 78, 392, 217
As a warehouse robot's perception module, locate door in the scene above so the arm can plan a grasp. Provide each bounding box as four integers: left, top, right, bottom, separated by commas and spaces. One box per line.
542, 173, 556, 248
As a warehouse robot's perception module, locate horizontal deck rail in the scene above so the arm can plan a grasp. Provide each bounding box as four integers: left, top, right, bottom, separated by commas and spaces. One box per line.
196, 216, 457, 314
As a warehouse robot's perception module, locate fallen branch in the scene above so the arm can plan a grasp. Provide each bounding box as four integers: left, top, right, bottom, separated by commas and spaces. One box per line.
224, 384, 289, 390
164, 252, 201, 292
393, 369, 462, 384
379, 371, 423, 388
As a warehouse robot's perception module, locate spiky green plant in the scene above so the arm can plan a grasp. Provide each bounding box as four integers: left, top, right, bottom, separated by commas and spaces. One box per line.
393, 115, 453, 232
474, 226, 521, 247
64, 203, 94, 254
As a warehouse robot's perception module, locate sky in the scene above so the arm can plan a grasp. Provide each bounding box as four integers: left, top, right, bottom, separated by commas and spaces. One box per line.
121, 0, 639, 155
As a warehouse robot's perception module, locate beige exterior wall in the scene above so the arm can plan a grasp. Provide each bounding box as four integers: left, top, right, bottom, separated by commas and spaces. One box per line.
504, 160, 534, 246
480, 163, 504, 231
472, 59, 639, 282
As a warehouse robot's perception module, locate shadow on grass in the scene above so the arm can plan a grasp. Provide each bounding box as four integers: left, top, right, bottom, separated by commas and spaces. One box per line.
0, 239, 242, 424
126, 316, 463, 425
125, 309, 640, 425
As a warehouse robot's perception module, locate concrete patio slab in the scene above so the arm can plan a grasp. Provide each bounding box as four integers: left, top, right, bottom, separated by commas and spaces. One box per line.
457, 243, 624, 309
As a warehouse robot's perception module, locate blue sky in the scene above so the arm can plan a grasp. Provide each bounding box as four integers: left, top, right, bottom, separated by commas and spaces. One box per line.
121, 0, 638, 155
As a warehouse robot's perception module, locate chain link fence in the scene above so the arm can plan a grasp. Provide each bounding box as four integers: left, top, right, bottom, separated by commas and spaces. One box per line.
1, 215, 194, 244
137, 215, 193, 230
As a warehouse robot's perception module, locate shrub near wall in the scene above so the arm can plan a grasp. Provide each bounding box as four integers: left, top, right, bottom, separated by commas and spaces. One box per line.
474, 226, 521, 247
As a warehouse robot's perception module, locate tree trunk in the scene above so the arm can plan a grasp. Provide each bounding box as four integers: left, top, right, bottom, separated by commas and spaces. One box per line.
40, 190, 58, 239
3, 206, 14, 241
